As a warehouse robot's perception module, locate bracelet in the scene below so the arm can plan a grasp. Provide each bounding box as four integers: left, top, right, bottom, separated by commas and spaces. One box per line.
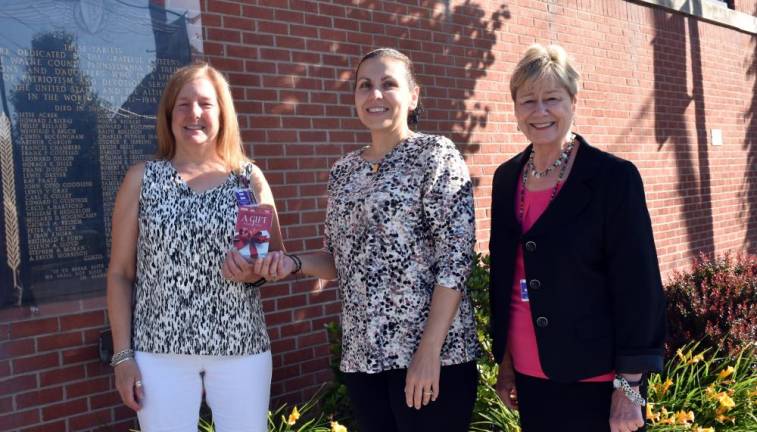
286, 254, 302, 274
621, 376, 644, 387
613, 375, 646, 406
250, 277, 266, 287
110, 348, 135, 367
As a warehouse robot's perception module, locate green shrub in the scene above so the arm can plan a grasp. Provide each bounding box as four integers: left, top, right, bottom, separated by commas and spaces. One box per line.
320, 321, 357, 431
467, 254, 521, 432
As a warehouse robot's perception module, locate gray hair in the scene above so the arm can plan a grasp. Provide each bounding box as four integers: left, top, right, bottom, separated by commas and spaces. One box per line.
510, 44, 580, 101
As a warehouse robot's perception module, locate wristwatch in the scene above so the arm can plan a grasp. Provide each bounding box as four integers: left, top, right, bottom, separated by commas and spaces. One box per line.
613, 375, 643, 388
613, 375, 646, 406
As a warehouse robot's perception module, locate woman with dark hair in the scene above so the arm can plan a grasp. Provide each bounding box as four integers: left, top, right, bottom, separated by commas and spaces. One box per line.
107, 63, 283, 431
489, 44, 666, 432
255, 48, 481, 432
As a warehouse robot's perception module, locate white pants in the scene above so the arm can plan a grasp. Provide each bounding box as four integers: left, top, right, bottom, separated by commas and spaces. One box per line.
135, 351, 272, 432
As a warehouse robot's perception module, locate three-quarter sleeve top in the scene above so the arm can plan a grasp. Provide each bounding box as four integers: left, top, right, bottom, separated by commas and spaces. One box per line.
324, 133, 481, 373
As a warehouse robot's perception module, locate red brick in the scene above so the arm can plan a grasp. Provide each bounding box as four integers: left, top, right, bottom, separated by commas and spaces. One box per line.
86, 361, 111, 378
283, 374, 314, 393
280, 321, 312, 338
112, 419, 139, 432
309, 289, 337, 304
13, 352, 59, 373
59, 311, 105, 331
0, 409, 40, 430
297, 331, 327, 349
61, 345, 99, 365
275, 35, 306, 50
276, 294, 308, 310
318, 3, 345, 17
206, 27, 241, 43
15, 387, 63, 409
274, 9, 303, 23
37, 332, 82, 352
0, 374, 37, 395
257, 20, 289, 35
292, 305, 324, 321
202, 41, 225, 56
81, 328, 102, 345
0, 396, 12, 414
222, 15, 253, 31
301, 357, 329, 374
209, 57, 244, 72
324, 302, 342, 315
207, 0, 240, 15
10, 318, 59, 338
41, 398, 87, 421
283, 348, 313, 364
20, 420, 66, 432
270, 338, 296, 354
65, 376, 109, 398
242, 5, 273, 19
0, 338, 35, 359
67, 408, 113, 431
39, 365, 85, 387
89, 390, 121, 410
271, 364, 300, 381
226, 45, 258, 58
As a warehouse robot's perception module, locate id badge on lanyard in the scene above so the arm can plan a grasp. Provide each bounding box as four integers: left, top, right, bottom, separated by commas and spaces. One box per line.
519, 279, 529, 302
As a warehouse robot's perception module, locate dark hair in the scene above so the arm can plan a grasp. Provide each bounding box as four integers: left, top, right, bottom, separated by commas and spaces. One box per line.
354, 48, 423, 129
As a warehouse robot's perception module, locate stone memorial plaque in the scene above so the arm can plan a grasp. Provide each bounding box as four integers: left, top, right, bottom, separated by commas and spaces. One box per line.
0, 0, 202, 306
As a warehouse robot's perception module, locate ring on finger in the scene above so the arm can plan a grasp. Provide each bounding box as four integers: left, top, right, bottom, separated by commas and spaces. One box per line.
423, 391, 433, 395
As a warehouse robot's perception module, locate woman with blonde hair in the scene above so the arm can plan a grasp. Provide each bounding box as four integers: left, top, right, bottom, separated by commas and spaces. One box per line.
107, 62, 282, 431
489, 44, 665, 432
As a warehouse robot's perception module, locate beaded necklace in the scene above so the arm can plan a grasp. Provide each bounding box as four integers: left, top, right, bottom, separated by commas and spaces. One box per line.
519, 136, 576, 224
527, 133, 576, 178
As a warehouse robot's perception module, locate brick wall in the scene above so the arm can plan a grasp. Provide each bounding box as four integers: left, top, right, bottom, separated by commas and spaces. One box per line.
2, 0, 756, 430
0, 299, 133, 431
735, 0, 757, 15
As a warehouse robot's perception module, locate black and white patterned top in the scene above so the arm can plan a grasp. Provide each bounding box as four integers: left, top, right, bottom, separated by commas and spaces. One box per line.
325, 133, 481, 373
132, 160, 270, 356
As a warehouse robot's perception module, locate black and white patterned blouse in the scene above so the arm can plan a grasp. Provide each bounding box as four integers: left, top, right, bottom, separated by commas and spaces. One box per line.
325, 133, 481, 373
132, 160, 270, 356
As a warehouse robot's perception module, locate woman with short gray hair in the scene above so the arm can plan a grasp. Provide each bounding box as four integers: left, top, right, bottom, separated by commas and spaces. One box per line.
489, 44, 665, 432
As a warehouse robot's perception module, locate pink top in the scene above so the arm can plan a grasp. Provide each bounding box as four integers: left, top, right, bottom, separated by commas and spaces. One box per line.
509, 180, 614, 382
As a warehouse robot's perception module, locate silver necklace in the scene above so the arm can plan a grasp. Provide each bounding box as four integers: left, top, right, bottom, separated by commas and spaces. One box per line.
519, 137, 576, 224
527, 134, 576, 178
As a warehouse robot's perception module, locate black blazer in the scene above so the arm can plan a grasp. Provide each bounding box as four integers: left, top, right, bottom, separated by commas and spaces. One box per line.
489, 134, 665, 382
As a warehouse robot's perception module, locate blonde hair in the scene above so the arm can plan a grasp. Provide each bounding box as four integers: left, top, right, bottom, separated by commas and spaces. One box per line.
156, 62, 248, 170
510, 44, 580, 101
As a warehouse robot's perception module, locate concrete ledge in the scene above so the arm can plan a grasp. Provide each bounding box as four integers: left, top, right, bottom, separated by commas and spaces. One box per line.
629, 0, 757, 34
